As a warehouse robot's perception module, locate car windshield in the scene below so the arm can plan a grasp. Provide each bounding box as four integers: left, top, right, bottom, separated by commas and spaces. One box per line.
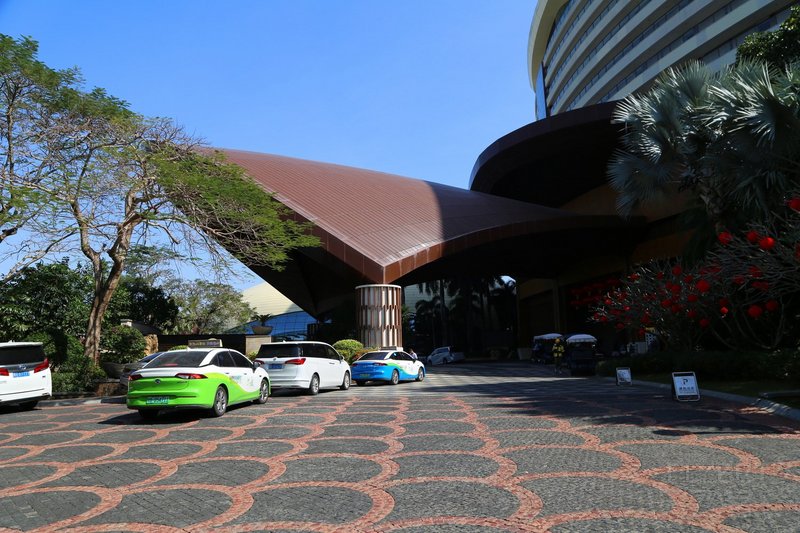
257, 345, 302, 358
0, 344, 45, 365
359, 352, 389, 360
145, 351, 207, 368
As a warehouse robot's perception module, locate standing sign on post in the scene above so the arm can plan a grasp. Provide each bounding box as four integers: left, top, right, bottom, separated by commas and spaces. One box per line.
672, 371, 700, 401
616, 367, 632, 385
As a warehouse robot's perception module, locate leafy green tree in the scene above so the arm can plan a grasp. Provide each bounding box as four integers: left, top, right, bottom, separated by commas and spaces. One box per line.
0, 35, 319, 363
166, 279, 256, 334
737, 5, 800, 66
0, 36, 83, 279
0, 259, 90, 340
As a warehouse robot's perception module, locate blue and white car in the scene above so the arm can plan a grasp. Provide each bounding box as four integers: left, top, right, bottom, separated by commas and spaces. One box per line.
351, 350, 425, 386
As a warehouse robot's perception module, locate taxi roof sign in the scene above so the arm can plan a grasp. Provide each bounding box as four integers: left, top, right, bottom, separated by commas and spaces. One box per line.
188, 338, 223, 348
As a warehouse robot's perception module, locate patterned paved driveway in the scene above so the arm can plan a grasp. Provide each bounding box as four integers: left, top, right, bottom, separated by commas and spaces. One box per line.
1, 362, 799, 532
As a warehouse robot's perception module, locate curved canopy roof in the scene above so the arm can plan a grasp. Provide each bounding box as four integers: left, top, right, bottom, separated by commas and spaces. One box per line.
221, 148, 640, 315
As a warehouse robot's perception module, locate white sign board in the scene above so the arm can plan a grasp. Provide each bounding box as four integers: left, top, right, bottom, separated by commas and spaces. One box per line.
616, 367, 632, 385
672, 371, 700, 401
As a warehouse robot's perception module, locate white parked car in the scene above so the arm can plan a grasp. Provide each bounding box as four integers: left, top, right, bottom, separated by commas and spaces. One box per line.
426, 346, 465, 366
255, 341, 351, 395
0, 342, 52, 410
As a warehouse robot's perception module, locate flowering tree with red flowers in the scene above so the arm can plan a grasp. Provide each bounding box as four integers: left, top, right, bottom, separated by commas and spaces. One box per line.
589, 260, 719, 351
591, 197, 800, 351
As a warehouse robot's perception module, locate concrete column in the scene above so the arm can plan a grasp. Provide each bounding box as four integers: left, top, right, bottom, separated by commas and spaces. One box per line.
356, 284, 403, 348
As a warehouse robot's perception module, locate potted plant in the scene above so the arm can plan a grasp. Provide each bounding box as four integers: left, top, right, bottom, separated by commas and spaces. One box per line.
251, 314, 274, 335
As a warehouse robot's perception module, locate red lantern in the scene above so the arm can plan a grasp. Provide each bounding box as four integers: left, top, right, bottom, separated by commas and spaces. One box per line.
759, 236, 776, 251
720, 306, 730, 316
718, 232, 733, 245
671, 265, 682, 276
695, 279, 710, 293
788, 198, 800, 212
747, 304, 763, 319
765, 300, 779, 312
746, 230, 760, 243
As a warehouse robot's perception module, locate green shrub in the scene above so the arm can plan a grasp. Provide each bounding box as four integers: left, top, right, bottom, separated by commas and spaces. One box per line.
333, 339, 364, 363
100, 325, 146, 364
23, 331, 84, 367
52, 351, 105, 393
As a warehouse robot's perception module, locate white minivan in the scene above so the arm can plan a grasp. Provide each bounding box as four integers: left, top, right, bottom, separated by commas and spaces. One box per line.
0, 342, 52, 409
255, 341, 350, 395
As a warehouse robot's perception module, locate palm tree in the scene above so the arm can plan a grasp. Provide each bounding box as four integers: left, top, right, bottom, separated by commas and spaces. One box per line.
608, 60, 800, 237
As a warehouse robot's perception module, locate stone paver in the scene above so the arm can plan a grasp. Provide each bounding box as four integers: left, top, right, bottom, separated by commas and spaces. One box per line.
0, 361, 798, 532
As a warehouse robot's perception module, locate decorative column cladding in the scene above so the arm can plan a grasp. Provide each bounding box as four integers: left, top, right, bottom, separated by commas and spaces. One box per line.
356, 284, 402, 348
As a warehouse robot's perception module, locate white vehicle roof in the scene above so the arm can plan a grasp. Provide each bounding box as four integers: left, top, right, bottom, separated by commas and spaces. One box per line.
533, 333, 562, 340
566, 334, 597, 343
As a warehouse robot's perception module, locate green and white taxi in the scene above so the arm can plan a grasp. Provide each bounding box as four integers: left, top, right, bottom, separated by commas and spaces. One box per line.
126, 347, 270, 419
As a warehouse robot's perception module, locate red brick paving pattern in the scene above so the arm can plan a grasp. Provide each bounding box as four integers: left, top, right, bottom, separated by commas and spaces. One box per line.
0, 375, 799, 532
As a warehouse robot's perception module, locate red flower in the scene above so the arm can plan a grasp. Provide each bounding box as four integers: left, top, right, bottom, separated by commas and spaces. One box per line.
718, 232, 733, 245
699, 318, 711, 328
671, 265, 683, 276
747, 304, 763, 319
788, 198, 800, 212
695, 279, 710, 293
720, 306, 730, 316
759, 236, 776, 251
752, 281, 770, 292
746, 230, 760, 243
765, 300, 779, 312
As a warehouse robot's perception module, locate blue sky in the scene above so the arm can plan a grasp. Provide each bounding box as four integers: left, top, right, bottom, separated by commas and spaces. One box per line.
1, 0, 537, 190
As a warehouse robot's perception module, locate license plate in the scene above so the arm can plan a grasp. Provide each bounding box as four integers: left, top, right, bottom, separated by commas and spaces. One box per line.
358, 373, 370, 378
12, 371, 30, 378
145, 396, 169, 405
269, 364, 282, 370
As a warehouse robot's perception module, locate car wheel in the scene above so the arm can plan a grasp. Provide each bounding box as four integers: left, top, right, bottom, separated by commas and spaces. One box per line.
355, 380, 366, 386
19, 400, 38, 410
390, 369, 399, 385
340, 371, 351, 390
254, 379, 269, 404
416, 368, 424, 381
138, 409, 158, 420
308, 374, 320, 395
210, 386, 228, 417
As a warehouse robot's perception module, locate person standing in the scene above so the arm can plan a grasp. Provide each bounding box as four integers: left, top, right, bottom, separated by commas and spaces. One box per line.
408, 348, 418, 360
552, 338, 565, 375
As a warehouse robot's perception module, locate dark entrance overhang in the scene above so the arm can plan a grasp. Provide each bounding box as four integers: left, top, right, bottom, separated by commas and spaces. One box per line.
470, 101, 621, 207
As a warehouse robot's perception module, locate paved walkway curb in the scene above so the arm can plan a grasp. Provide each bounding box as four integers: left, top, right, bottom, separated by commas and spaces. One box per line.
606, 376, 800, 422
